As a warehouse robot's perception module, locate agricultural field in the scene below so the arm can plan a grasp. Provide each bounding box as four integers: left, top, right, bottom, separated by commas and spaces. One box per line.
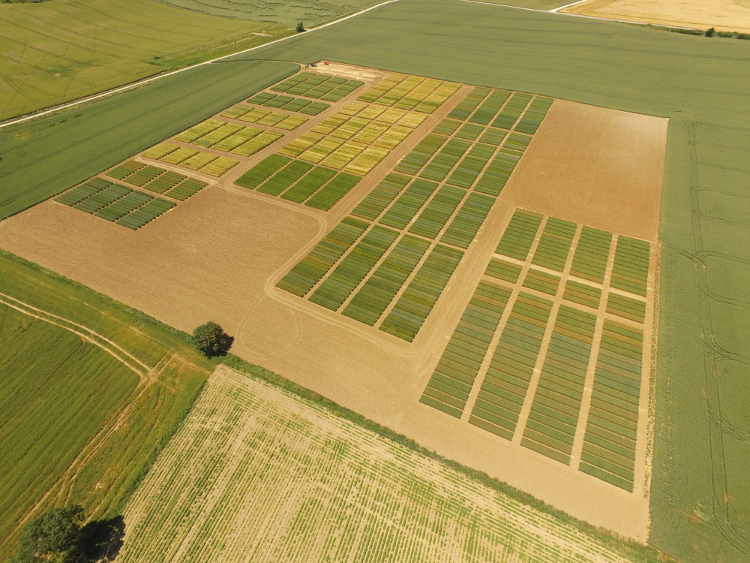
0, 0, 292, 122
115, 365, 652, 563
0, 250, 213, 560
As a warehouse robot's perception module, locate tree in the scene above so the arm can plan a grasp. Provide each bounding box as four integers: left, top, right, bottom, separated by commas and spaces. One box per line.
191, 322, 233, 357
13, 505, 84, 563
706, 27, 715, 37
296, 21, 305, 33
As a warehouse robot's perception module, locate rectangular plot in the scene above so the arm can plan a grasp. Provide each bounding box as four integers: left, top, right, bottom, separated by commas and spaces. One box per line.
309, 226, 399, 311
454, 123, 485, 141
607, 292, 647, 323
414, 82, 461, 113
238, 108, 272, 123
143, 171, 186, 194
422, 281, 512, 415
492, 93, 532, 129
95, 191, 153, 221
161, 148, 198, 165
433, 118, 462, 136
181, 152, 217, 170
276, 217, 370, 297
394, 78, 441, 110
380, 178, 439, 230
420, 138, 472, 182
351, 122, 389, 144
515, 96, 554, 135
263, 94, 294, 108
480, 128, 508, 146
234, 154, 291, 189
165, 178, 207, 201
378, 76, 425, 107
394, 134, 447, 176
376, 108, 409, 125
446, 143, 496, 189
222, 104, 252, 119
610, 236, 650, 296
143, 143, 179, 160
564, 280, 602, 310
373, 125, 412, 150
299, 102, 330, 116
116, 198, 175, 230
469, 89, 511, 125
440, 193, 495, 249
174, 119, 224, 143
279, 98, 312, 112
232, 131, 283, 157
570, 226, 612, 283
201, 157, 238, 177
504, 132, 532, 153
55, 178, 112, 206
276, 115, 308, 131
409, 186, 466, 240
380, 244, 464, 342
281, 167, 337, 203
321, 143, 364, 170
193, 123, 243, 147
360, 74, 405, 102
351, 173, 411, 221
257, 161, 314, 196
279, 132, 324, 157
495, 209, 543, 261
247, 92, 277, 103
75, 184, 131, 214
299, 138, 345, 164
106, 160, 144, 180
256, 112, 288, 127
531, 217, 577, 272
474, 149, 520, 196
124, 165, 165, 187
305, 173, 361, 211
448, 87, 491, 120
485, 258, 522, 284
344, 146, 389, 176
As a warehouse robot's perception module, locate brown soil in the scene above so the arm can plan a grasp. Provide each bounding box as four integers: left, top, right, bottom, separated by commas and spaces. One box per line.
0, 84, 667, 541
563, 0, 750, 34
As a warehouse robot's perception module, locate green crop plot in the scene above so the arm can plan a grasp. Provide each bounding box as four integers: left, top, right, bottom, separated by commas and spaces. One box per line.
309, 225, 399, 311
106, 160, 145, 181
116, 198, 176, 230
95, 191, 153, 222
420, 138, 472, 182
358, 74, 458, 111
469, 292, 553, 439
492, 93, 532, 130
276, 217, 370, 297
531, 217, 577, 272
235, 154, 290, 189
485, 258, 522, 284
454, 122, 485, 141
495, 209, 543, 261
580, 322, 643, 491
479, 127, 509, 146
522, 268, 560, 296
516, 97, 554, 135
395, 134, 447, 175
123, 165, 165, 187
342, 235, 430, 325
470, 89, 511, 125
175, 119, 224, 143
440, 193, 496, 249
606, 292, 647, 323
421, 281, 512, 418
281, 167, 337, 202
433, 118, 462, 136
569, 226, 612, 284
351, 173, 411, 221
446, 143, 496, 189
610, 236, 650, 297
448, 87, 490, 120
75, 184, 132, 214
164, 178, 207, 201
305, 172, 360, 211
142, 171, 185, 194
409, 186, 465, 240
521, 305, 597, 464
271, 72, 363, 101
380, 244, 464, 342
54, 178, 112, 207
257, 160, 315, 196
380, 178, 439, 230
563, 280, 602, 310
504, 132, 533, 152
474, 149, 521, 196
243, 92, 330, 115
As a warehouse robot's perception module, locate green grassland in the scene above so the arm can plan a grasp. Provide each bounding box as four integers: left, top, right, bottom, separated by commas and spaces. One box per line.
0, 250, 213, 560
0, 0, 292, 122
0, 59, 297, 221
460, 0, 572, 9
154, 0, 384, 26
1, 0, 749, 561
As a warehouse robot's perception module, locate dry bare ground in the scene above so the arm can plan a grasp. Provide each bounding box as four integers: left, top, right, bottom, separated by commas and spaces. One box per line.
563, 0, 750, 33
0, 72, 667, 540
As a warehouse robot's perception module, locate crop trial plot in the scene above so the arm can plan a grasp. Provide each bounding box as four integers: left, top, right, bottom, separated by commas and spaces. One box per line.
420, 208, 655, 493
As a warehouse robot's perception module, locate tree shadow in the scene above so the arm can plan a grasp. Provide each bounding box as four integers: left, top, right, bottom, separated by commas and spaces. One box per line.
79, 516, 125, 562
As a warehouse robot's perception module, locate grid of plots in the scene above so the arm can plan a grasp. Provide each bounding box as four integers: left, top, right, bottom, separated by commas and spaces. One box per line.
419, 208, 653, 492
271, 72, 364, 102
242, 91, 329, 115
275, 84, 556, 342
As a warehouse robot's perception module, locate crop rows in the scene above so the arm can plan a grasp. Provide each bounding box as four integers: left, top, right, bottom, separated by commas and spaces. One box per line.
235, 154, 290, 189
350, 173, 411, 221
342, 235, 430, 326
359, 73, 459, 113
421, 281, 512, 418
609, 236, 650, 296
440, 192, 496, 249
276, 217, 370, 297
445, 143, 495, 189
492, 93, 532, 130
484, 258, 521, 285
580, 322, 644, 491
394, 134, 447, 175
380, 178, 439, 230
563, 280, 602, 310
74, 183, 131, 214
234, 107, 308, 130
454, 122, 485, 141
503, 132, 533, 153
379, 244, 464, 342
145, 143, 241, 176
116, 199, 175, 229
119, 164, 163, 187
469, 293, 553, 439
606, 292, 646, 323
408, 185, 465, 239
309, 226, 400, 311
144, 171, 184, 194
305, 173, 362, 211
420, 138, 472, 182
281, 167, 337, 203
165, 179, 207, 201
242, 91, 329, 115
95, 191, 153, 222
521, 305, 597, 464
474, 149, 520, 196
469, 89, 511, 125
495, 209, 543, 261
531, 217, 577, 272
515, 96, 554, 135
523, 268, 560, 296
448, 86, 490, 120
107, 160, 144, 180
569, 226, 612, 283
271, 72, 364, 102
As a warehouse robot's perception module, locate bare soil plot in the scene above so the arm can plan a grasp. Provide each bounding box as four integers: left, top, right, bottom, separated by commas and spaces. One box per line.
563, 0, 750, 34
0, 68, 667, 541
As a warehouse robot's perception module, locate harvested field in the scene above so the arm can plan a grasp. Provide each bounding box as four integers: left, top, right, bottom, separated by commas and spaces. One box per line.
562, 0, 750, 34
116, 365, 644, 563
0, 88, 667, 540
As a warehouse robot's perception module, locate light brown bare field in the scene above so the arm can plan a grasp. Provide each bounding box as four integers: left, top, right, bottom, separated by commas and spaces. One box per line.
0, 83, 667, 540
563, 0, 750, 33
